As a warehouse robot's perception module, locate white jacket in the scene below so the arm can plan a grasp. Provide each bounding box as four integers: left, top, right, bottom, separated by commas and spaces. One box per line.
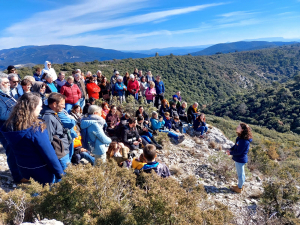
41, 61, 57, 81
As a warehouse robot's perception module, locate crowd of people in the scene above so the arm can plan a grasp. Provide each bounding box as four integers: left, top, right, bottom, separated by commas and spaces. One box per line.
0, 61, 252, 194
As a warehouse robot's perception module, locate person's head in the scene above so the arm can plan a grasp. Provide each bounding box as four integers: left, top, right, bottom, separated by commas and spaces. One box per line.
109, 105, 117, 114
45, 73, 53, 83
193, 102, 198, 108
21, 79, 32, 93
88, 97, 96, 105
76, 69, 81, 74
101, 102, 109, 110
88, 105, 102, 116
0, 74, 10, 93
138, 70, 143, 76
143, 144, 157, 162
117, 76, 123, 83
86, 71, 92, 78
161, 99, 169, 107
147, 71, 152, 76
107, 141, 120, 158
129, 74, 135, 81
5, 93, 44, 131
152, 111, 158, 119
156, 75, 161, 82
39, 83, 47, 94
172, 95, 178, 101
45, 61, 51, 69
124, 112, 131, 119
101, 76, 108, 84
58, 72, 65, 80
170, 101, 176, 108
92, 74, 97, 81
149, 81, 155, 88
97, 70, 102, 77
72, 70, 76, 75
137, 115, 144, 124
72, 105, 82, 114
67, 76, 74, 84
74, 73, 81, 81
88, 76, 95, 83
164, 112, 170, 119
48, 93, 66, 113
237, 123, 253, 140
141, 76, 146, 83
23, 76, 35, 84
128, 117, 136, 128
182, 101, 187, 108
35, 67, 41, 75
197, 113, 205, 122
174, 116, 180, 122
176, 91, 181, 96
125, 72, 129, 78
7, 65, 16, 74
134, 68, 138, 73
114, 71, 119, 76
138, 106, 144, 113
8, 74, 19, 88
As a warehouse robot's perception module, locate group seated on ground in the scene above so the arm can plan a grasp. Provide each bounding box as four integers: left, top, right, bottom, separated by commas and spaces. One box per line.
0, 63, 210, 187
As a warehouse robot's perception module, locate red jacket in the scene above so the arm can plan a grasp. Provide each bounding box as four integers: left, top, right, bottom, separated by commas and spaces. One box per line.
86, 82, 101, 99
127, 79, 140, 94
60, 83, 81, 104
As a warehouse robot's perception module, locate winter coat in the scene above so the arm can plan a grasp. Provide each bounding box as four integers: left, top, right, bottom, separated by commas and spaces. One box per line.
33, 73, 42, 82
122, 125, 140, 146
169, 107, 179, 118
154, 80, 165, 95
159, 105, 170, 116
177, 106, 187, 117
163, 116, 173, 130
0, 125, 64, 184
139, 81, 149, 96
45, 81, 58, 93
187, 105, 199, 117
142, 161, 170, 178
86, 83, 100, 99
135, 110, 149, 121
55, 79, 66, 92
136, 121, 153, 135
41, 61, 57, 81
99, 82, 110, 98
0, 91, 17, 121
150, 118, 165, 131
193, 120, 206, 131
127, 79, 140, 94
105, 113, 120, 128
60, 82, 81, 104
74, 79, 87, 99
172, 120, 183, 131
80, 115, 112, 156
146, 75, 154, 83
145, 87, 156, 101
113, 82, 126, 96
230, 137, 252, 163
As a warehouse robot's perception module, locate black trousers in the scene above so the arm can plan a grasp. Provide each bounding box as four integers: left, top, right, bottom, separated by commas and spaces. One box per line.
154, 94, 164, 108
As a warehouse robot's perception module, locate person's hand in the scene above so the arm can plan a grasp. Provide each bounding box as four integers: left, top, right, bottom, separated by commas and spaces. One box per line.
81, 148, 87, 152
119, 143, 124, 148
145, 121, 149, 124
133, 141, 139, 145
159, 117, 163, 122
138, 138, 142, 142
111, 125, 114, 129
176, 129, 180, 133
123, 87, 126, 90
226, 150, 231, 155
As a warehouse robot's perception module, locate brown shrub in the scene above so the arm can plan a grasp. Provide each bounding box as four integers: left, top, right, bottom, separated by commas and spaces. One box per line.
169, 165, 183, 176
267, 145, 280, 160
208, 141, 216, 149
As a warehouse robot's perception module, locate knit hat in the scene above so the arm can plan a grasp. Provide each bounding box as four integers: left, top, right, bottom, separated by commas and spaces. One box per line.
129, 74, 135, 79
114, 71, 119, 75
173, 95, 179, 99
117, 76, 123, 80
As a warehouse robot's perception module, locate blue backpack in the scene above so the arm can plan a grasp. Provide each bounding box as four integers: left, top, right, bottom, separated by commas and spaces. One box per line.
80, 127, 95, 152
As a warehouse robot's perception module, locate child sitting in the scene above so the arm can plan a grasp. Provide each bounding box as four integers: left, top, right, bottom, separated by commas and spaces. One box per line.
172, 116, 183, 133
163, 112, 173, 130
193, 113, 208, 138
72, 130, 95, 165
132, 153, 147, 170
141, 144, 170, 178
169, 102, 179, 118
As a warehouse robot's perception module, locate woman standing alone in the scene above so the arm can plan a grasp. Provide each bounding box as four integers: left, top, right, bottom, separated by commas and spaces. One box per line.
226, 123, 252, 193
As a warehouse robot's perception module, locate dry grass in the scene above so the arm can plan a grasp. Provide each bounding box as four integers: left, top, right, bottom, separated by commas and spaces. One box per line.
208, 141, 217, 149
169, 165, 183, 176
217, 144, 222, 151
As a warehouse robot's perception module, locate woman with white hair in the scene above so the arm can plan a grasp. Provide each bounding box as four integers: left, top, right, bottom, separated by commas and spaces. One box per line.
41, 61, 57, 81
44, 73, 58, 93
60, 76, 82, 113
127, 74, 140, 100
113, 76, 127, 104
80, 105, 111, 163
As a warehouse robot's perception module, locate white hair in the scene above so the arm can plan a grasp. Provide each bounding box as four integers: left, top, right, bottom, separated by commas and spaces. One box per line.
117, 76, 123, 80
152, 111, 158, 117
0, 73, 9, 93
97, 70, 101, 74
88, 105, 102, 115
114, 71, 119, 75
45, 73, 53, 80
8, 73, 19, 81
129, 74, 135, 79
86, 71, 92, 76
76, 69, 81, 73
23, 76, 35, 83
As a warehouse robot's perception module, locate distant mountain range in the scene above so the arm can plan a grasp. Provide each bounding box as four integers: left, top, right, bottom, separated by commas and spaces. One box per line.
190, 41, 298, 56
0, 45, 148, 70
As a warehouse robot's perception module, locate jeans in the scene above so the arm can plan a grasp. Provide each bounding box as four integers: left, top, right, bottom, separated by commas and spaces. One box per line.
0, 122, 23, 182
55, 154, 70, 183
235, 162, 246, 188
129, 93, 139, 100
65, 101, 80, 113
69, 141, 74, 161
78, 98, 85, 109
159, 130, 179, 140
81, 152, 95, 165
196, 126, 208, 135
147, 100, 153, 104
117, 95, 126, 104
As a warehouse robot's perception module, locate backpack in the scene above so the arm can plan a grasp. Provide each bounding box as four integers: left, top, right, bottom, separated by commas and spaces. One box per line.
80, 127, 95, 152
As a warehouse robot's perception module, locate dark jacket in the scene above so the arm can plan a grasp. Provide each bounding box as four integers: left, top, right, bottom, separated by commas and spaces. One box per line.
159, 105, 170, 116
122, 125, 140, 146
169, 107, 178, 118
187, 105, 199, 117
163, 116, 173, 130
172, 120, 183, 131
142, 161, 170, 178
177, 106, 187, 117
193, 120, 206, 131
42, 107, 70, 155
135, 110, 149, 121
83, 103, 91, 115
45, 81, 58, 93
99, 82, 110, 98
230, 137, 252, 163
136, 121, 153, 135
1, 125, 64, 184
33, 73, 42, 82
55, 79, 66, 93
74, 79, 87, 99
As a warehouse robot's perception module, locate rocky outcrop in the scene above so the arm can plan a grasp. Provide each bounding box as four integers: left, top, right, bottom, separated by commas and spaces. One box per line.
21, 219, 63, 225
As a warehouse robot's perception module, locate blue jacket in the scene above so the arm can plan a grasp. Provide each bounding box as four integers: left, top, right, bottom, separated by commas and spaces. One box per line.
0, 126, 64, 184
80, 115, 112, 156
230, 137, 252, 163
154, 80, 165, 95
150, 118, 165, 131
0, 91, 17, 121
142, 161, 170, 178
163, 116, 173, 130
113, 82, 126, 96
58, 110, 77, 139
33, 73, 42, 82
193, 120, 206, 131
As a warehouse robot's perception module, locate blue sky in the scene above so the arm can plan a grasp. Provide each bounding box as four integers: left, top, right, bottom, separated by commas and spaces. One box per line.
0, 0, 299, 50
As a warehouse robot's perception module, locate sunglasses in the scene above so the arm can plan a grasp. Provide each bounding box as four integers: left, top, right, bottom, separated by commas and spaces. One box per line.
12, 81, 19, 83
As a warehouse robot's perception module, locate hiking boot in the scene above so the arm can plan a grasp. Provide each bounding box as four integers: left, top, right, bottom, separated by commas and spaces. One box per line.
231, 185, 245, 191
230, 185, 243, 193
156, 144, 163, 150
178, 135, 185, 143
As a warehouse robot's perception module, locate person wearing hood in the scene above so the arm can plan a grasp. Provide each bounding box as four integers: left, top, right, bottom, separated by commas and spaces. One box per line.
55, 72, 66, 92
1, 93, 64, 185
60, 76, 81, 113
44, 73, 58, 93
41, 61, 57, 81
31, 82, 47, 104
113, 76, 127, 104
80, 105, 111, 163
226, 123, 253, 193
0, 73, 24, 183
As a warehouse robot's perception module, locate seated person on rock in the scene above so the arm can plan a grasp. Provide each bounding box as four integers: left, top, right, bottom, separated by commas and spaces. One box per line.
172, 116, 183, 133
193, 113, 208, 138
170, 95, 181, 109
122, 117, 145, 150
169, 101, 179, 118
135, 106, 149, 122
159, 99, 170, 116
105, 105, 120, 136
139, 144, 170, 178
136, 115, 162, 149
106, 141, 129, 166
132, 153, 147, 170
187, 102, 200, 124
177, 101, 188, 123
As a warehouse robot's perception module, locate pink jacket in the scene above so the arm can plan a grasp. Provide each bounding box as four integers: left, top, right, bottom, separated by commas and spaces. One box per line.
145, 87, 156, 101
